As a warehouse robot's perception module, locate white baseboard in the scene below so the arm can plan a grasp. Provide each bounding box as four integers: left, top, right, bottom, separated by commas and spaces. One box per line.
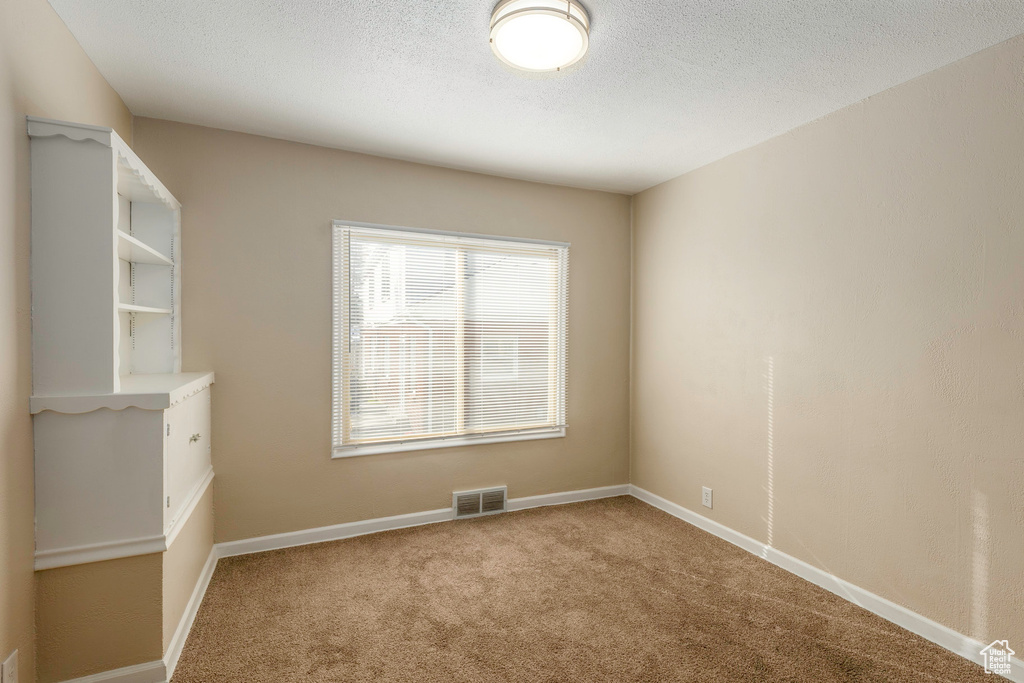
59, 484, 631, 682
163, 547, 219, 680
56, 547, 220, 683
215, 507, 454, 558
56, 660, 166, 683
65, 484, 1015, 682
216, 483, 631, 558
629, 485, 1023, 682
506, 484, 631, 512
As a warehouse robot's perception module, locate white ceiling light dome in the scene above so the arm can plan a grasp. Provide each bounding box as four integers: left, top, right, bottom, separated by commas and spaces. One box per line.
490, 0, 591, 72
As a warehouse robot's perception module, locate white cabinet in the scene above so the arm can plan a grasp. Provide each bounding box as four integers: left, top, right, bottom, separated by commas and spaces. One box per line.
32, 376, 213, 569
28, 117, 182, 395
164, 386, 212, 531
28, 117, 214, 570
32, 381, 214, 568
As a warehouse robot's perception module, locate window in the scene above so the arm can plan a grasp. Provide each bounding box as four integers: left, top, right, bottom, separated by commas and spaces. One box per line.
332, 222, 568, 457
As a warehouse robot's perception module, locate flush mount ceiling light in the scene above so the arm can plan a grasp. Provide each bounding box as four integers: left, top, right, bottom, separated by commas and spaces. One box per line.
490, 0, 590, 72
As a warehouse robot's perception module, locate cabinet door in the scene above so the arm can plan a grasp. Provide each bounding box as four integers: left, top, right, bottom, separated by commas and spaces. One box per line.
164, 387, 212, 531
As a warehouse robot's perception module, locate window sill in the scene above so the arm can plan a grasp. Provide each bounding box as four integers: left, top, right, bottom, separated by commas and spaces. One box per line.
332, 427, 566, 458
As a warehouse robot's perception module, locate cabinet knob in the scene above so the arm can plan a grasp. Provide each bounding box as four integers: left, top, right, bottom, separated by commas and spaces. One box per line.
189, 433, 201, 443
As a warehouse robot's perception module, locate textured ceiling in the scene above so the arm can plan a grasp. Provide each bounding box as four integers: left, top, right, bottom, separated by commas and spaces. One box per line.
48, 0, 1024, 193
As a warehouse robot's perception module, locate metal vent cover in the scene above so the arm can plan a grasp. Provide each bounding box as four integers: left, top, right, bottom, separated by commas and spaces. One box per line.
452, 486, 507, 518
455, 493, 481, 517
481, 489, 505, 513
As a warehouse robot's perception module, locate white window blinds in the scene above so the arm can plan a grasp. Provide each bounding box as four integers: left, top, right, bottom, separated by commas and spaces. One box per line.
333, 223, 568, 456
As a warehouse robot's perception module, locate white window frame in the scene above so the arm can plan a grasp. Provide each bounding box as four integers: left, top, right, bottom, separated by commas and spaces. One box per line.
331, 220, 568, 458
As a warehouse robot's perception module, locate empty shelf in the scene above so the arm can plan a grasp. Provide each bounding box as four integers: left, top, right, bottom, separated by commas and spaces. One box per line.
117, 230, 173, 266
118, 303, 172, 315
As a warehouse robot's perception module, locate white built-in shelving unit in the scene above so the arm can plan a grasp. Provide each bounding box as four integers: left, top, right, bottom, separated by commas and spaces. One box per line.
28, 117, 214, 570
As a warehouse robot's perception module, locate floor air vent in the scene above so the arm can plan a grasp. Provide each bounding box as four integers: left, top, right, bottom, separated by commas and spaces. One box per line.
453, 486, 507, 518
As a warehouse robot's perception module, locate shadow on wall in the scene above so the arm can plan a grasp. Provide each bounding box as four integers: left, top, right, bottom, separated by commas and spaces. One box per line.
758, 361, 996, 644
763, 355, 775, 555
972, 489, 989, 641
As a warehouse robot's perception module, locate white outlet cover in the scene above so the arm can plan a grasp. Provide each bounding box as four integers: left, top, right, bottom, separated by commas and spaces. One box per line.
2, 649, 18, 683
702, 487, 713, 509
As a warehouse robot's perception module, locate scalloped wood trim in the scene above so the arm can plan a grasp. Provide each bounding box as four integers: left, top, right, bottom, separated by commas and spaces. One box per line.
26, 116, 114, 146
30, 372, 214, 414
27, 115, 181, 209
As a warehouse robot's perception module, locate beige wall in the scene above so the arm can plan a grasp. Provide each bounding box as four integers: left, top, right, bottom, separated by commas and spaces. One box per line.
632, 34, 1024, 649
0, 0, 132, 679
163, 486, 214, 653
35, 555, 162, 682
6, 0, 1018, 674
133, 118, 632, 543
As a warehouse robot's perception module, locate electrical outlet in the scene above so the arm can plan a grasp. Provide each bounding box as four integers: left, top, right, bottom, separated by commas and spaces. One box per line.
2, 649, 19, 683
702, 487, 713, 509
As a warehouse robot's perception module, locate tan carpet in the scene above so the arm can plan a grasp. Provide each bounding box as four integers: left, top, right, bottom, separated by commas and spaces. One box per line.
173, 497, 987, 682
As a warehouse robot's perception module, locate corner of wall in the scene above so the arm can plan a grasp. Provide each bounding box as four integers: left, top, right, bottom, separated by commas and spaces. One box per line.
627, 194, 636, 485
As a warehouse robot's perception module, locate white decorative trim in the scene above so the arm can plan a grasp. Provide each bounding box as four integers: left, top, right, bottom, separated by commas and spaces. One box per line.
629, 485, 1024, 682
217, 484, 630, 558
26, 116, 179, 210
26, 116, 114, 146
115, 150, 181, 210
36, 470, 214, 570
165, 468, 214, 548
54, 660, 166, 683
164, 548, 219, 680
506, 484, 631, 512
216, 507, 455, 558
34, 534, 168, 571
30, 372, 214, 414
